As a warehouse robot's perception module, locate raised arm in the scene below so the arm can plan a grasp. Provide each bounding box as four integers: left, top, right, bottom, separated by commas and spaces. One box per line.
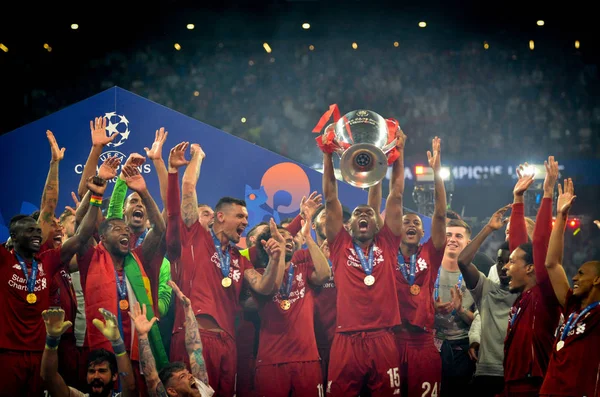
368, 181, 384, 230
544, 178, 575, 308
384, 128, 406, 236
77, 116, 119, 198
427, 137, 447, 249
181, 143, 204, 227
323, 152, 343, 242
40, 309, 74, 397
144, 127, 170, 213
304, 209, 331, 285
169, 281, 210, 385
458, 205, 511, 289
534, 156, 559, 298
39, 130, 65, 243
245, 218, 285, 295
509, 164, 534, 251
107, 153, 146, 219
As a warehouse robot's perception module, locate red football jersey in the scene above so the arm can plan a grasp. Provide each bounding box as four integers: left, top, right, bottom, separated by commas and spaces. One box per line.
255, 249, 320, 366
329, 224, 402, 333
178, 220, 252, 338
49, 269, 76, 336
0, 244, 64, 351
313, 270, 336, 348
540, 290, 600, 397
395, 238, 444, 331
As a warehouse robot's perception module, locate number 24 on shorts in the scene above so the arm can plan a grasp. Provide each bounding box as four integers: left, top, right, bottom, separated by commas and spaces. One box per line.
421, 381, 439, 397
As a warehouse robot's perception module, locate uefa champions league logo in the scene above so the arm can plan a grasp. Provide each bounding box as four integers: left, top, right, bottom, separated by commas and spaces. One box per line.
104, 111, 131, 148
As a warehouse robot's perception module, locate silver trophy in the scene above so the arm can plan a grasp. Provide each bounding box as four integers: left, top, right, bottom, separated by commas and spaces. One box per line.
324, 109, 397, 188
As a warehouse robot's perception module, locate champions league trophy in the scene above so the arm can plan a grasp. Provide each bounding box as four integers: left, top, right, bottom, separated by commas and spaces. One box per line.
314, 106, 400, 188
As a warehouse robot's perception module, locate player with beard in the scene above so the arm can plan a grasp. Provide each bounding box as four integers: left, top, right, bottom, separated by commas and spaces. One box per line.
41, 307, 136, 397
456, 206, 518, 397
502, 156, 562, 396
166, 142, 286, 397
390, 137, 447, 397
247, 208, 330, 397
323, 128, 406, 396
539, 179, 600, 397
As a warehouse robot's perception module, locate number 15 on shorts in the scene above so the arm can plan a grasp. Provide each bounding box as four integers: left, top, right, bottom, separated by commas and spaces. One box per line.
387, 367, 401, 390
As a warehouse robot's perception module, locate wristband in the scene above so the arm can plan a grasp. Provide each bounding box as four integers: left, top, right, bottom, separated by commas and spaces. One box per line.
90, 195, 103, 207
111, 338, 126, 357
45, 334, 61, 350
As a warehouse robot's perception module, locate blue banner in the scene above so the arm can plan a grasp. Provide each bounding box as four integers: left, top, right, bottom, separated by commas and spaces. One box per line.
0, 87, 431, 244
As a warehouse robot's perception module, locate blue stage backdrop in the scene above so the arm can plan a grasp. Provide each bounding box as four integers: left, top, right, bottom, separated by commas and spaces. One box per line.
0, 87, 431, 243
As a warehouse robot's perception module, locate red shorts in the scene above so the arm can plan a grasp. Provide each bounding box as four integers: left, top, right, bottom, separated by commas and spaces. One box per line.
169, 329, 190, 366
317, 345, 331, 386
501, 378, 543, 397
237, 354, 256, 397
327, 329, 401, 397
255, 361, 322, 397
395, 331, 441, 397
0, 350, 44, 397
199, 329, 237, 397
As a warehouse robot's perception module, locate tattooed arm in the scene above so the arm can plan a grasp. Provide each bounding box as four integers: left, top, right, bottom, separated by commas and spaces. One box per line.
245, 219, 286, 295
39, 131, 64, 243
169, 281, 210, 385
181, 144, 205, 227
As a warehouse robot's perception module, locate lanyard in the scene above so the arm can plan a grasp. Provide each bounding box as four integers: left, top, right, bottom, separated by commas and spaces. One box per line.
560, 301, 600, 341
279, 264, 295, 299
15, 253, 38, 293
510, 307, 521, 328
397, 252, 417, 285
135, 229, 148, 248
114, 269, 127, 300
210, 229, 231, 278
434, 267, 463, 300
353, 242, 374, 276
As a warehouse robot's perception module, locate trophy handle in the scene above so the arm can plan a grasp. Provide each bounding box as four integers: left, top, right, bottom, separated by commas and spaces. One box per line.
381, 139, 397, 154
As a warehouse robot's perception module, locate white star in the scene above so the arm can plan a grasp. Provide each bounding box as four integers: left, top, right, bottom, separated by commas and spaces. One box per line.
104, 111, 116, 119
106, 121, 120, 136
120, 128, 131, 140
119, 115, 129, 125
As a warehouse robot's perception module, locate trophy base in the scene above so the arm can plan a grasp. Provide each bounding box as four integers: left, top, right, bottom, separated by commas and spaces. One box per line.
340, 143, 388, 188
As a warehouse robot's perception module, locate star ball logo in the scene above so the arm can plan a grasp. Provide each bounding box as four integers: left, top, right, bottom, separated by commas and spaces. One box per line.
104, 112, 131, 148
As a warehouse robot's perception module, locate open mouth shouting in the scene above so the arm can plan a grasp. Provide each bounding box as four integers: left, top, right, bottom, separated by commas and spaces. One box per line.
131, 208, 145, 223
358, 218, 369, 232
119, 235, 130, 249
405, 228, 418, 239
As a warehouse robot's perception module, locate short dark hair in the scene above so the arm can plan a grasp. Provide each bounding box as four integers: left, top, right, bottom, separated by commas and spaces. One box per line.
87, 348, 117, 375
30, 211, 40, 221
583, 261, 600, 276
446, 209, 461, 220
59, 209, 74, 224
158, 362, 187, 387
312, 205, 325, 224
280, 217, 294, 226
98, 217, 125, 236
9, 215, 36, 235
255, 226, 288, 266
447, 219, 472, 237
246, 222, 268, 248
215, 197, 246, 212
517, 242, 534, 265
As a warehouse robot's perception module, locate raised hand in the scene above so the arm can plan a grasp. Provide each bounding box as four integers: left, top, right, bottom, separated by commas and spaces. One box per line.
450, 284, 463, 312
122, 165, 147, 193
168, 142, 190, 171
427, 136, 441, 173
98, 154, 122, 180
144, 127, 168, 160
86, 176, 108, 196
300, 191, 323, 221
123, 152, 146, 169
395, 126, 407, 150
168, 280, 191, 307
487, 204, 512, 231
514, 163, 535, 196
42, 308, 73, 337
261, 218, 284, 262
557, 178, 576, 215
47, 130, 65, 162
543, 155, 559, 195
435, 297, 453, 315
91, 308, 121, 342
128, 302, 157, 337
190, 143, 206, 160
90, 116, 118, 147
65, 191, 81, 215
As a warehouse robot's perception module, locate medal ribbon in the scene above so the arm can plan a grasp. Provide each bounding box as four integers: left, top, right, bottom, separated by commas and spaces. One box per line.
114, 269, 127, 301
509, 307, 521, 328
353, 242, 374, 276
211, 228, 231, 278
279, 264, 295, 299
15, 253, 38, 294
434, 267, 463, 300
397, 252, 417, 285
560, 301, 600, 341
135, 229, 148, 248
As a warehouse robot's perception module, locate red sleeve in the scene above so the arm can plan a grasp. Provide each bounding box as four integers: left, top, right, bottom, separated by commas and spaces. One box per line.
425, 238, 445, 274
377, 223, 403, 253
166, 171, 181, 263
533, 197, 556, 302
39, 247, 65, 278
285, 214, 303, 237
509, 202, 528, 253
249, 245, 260, 267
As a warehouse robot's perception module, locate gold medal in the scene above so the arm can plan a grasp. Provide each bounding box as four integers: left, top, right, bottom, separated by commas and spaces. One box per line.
364, 275, 375, 286
280, 300, 291, 311
119, 299, 129, 311
221, 277, 232, 288
410, 284, 421, 296
26, 293, 37, 304
556, 340, 565, 351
